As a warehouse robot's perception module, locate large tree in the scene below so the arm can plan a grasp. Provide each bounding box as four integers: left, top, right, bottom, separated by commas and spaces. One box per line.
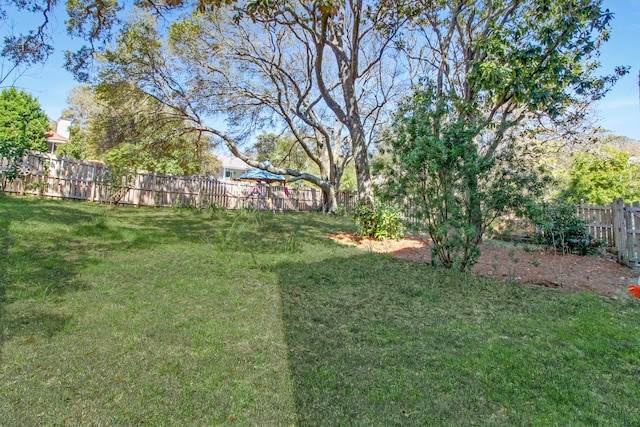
2, 1, 401, 209
1, 0, 628, 218
89, 2, 402, 211
0, 87, 49, 152
565, 146, 640, 205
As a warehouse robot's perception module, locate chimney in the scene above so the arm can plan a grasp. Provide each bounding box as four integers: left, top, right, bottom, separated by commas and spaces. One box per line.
57, 119, 71, 139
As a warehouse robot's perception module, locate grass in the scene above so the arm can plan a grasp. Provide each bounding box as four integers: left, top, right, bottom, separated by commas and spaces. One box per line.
1, 196, 640, 425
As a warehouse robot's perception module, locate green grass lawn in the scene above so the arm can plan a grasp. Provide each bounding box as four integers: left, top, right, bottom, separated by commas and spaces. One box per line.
2, 196, 640, 425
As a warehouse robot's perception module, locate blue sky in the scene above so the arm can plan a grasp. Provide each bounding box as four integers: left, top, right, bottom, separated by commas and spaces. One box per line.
3, 0, 640, 140
591, 0, 640, 141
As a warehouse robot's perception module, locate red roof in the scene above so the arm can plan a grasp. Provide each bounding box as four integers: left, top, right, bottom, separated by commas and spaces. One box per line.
45, 130, 69, 142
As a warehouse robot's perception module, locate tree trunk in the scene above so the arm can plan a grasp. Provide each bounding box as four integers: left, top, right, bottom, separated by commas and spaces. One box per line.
466, 171, 484, 244
349, 123, 374, 206
322, 184, 338, 214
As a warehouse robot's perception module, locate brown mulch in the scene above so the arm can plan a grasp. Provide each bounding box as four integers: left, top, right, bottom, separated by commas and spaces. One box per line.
327, 232, 640, 297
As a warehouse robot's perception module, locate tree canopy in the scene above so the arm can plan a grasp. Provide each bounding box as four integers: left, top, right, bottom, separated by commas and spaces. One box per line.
0, 87, 49, 152
75, 1, 403, 210
565, 146, 640, 205
381, 0, 625, 270
60, 84, 220, 175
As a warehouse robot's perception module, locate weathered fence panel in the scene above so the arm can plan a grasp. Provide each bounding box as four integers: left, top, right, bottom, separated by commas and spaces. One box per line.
577, 199, 640, 268
1, 151, 356, 212
576, 203, 615, 246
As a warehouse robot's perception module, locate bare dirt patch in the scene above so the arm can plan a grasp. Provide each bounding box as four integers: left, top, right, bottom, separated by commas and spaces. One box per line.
328, 232, 639, 296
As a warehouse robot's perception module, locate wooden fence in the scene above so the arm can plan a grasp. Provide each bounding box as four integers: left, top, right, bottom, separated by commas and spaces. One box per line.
576, 203, 615, 245
1, 151, 357, 212
577, 199, 640, 268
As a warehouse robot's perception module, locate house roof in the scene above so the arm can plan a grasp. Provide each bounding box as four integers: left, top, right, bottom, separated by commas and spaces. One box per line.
45, 131, 69, 143
220, 155, 251, 170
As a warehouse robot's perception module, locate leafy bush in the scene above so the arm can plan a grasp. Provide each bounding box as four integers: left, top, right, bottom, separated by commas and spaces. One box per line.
354, 201, 403, 240
529, 201, 604, 255
335, 205, 348, 217
0, 142, 26, 192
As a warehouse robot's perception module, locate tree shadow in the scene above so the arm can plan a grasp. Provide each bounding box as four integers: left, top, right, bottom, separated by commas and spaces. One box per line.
0, 197, 354, 350
3, 311, 72, 341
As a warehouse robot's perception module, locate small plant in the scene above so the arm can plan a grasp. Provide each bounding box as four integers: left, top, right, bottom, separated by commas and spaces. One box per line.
208, 202, 226, 216
0, 142, 27, 193
26, 159, 49, 197
99, 165, 135, 205
354, 201, 403, 240
283, 234, 302, 253
211, 208, 263, 251
528, 201, 605, 256
171, 199, 188, 209
27, 180, 46, 194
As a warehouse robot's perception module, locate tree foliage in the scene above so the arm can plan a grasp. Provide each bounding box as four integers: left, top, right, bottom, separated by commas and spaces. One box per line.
252, 133, 309, 172
385, 90, 548, 271
1, 0, 630, 224
381, 0, 623, 270
60, 83, 219, 175
565, 146, 640, 205
88, 2, 400, 211
0, 87, 49, 152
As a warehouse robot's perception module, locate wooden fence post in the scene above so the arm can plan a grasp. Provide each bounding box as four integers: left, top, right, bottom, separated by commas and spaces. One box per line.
612, 198, 627, 265
628, 202, 640, 268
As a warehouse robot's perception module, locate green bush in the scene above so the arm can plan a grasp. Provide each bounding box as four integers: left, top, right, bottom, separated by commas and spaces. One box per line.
354, 201, 403, 240
529, 201, 604, 256
0, 142, 26, 192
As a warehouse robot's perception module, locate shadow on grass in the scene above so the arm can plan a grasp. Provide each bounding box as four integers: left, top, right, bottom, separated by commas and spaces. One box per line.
0, 197, 192, 345
274, 250, 640, 426
0, 197, 89, 350
4, 311, 72, 341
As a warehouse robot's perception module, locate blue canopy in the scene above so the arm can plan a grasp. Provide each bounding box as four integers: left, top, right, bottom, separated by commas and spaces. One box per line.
238, 165, 286, 183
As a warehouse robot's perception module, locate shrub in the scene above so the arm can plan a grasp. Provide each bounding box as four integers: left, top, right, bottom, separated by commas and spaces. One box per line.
354, 201, 403, 240
0, 142, 27, 192
529, 201, 604, 255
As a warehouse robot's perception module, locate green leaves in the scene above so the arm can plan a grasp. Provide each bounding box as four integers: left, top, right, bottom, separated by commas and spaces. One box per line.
384, 89, 547, 272
529, 201, 604, 256
354, 201, 403, 241
0, 143, 27, 191
375, 0, 624, 272
0, 88, 49, 153
463, 0, 626, 119
566, 146, 640, 205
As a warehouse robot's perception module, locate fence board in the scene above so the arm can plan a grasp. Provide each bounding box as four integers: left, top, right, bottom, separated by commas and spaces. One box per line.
576, 199, 640, 268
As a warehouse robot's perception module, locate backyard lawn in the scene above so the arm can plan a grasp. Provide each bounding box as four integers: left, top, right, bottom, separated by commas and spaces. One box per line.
1, 196, 640, 425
